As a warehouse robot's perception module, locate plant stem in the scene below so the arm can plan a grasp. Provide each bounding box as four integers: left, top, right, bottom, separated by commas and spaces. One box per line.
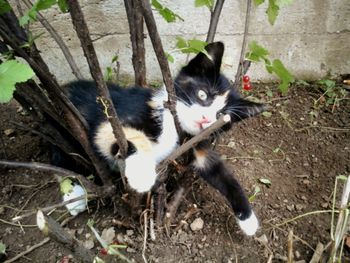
206, 0, 225, 43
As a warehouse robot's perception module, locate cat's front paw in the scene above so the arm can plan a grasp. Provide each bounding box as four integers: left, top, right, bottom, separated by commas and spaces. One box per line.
237, 211, 259, 236
125, 153, 157, 192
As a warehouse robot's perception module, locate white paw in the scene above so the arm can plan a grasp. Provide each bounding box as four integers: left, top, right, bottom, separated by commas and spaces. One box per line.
237, 211, 259, 236
125, 153, 157, 192
63, 184, 87, 216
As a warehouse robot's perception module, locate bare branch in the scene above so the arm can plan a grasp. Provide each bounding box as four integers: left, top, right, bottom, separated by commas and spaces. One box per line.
36, 210, 96, 263
0, 160, 111, 196
206, 0, 225, 43
233, 0, 252, 88
156, 114, 231, 179
137, 0, 182, 136
124, 0, 147, 87
67, 0, 129, 159
22, 0, 83, 80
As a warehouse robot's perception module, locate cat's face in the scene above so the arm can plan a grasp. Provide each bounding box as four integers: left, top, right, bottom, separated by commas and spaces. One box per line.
174, 42, 265, 135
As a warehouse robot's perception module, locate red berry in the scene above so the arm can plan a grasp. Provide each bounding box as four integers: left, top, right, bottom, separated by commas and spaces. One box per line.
243, 75, 250, 83
100, 248, 108, 255
243, 83, 252, 91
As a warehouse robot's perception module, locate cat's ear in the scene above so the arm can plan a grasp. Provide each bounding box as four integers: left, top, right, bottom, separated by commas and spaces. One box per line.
226, 99, 266, 122
182, 42, 224, 78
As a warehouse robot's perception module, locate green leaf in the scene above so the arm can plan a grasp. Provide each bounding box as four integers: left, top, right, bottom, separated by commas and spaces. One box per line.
271, 59, 294, 94
165, 52, 174, 63
253, 0, 265, 5
267, 0, 279, 25
249, 185, 261, 202
0, 60, 35, 103
152, 0, 183, 23
337, 175, 348, 181
276, 0, 293, 7
246, 41, 269, 62
195, 0, 214, 9
176, 37, 207, 54
36, 0, 57, 11
57, 0, 68, 12
0, 241, 6, 255
0, 0, 11, 15
111, 55, 119, 64
262, 111, 272, 118
60, 178, 74, 194
259, 178, 272, 186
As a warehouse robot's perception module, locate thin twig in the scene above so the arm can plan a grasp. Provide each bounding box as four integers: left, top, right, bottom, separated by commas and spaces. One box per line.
124, 0, 147, 87
12, 195, 95, 222
156, 114, 231, 182
138, 0, 182, 136
0, 160, 103, 195
165, 187, 185, 230
67, 0, 128, 161
233, 0, 252, 88
3, 237, 50, 263
287, 230, 294, 263
0, 218, 36, 228
310, 242, 324, 263
206, 0, 225, 43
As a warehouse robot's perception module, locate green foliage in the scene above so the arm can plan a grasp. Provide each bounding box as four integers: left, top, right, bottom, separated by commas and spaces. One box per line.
60, 178, 74, 194
104, 55, 119, 82
315, 79, 348, 108
175, 37, 207, 54
253, 0, 293, 25
259, 178, 272, 187
249, 185, 261, 202
0, 242, 6, 255
0, 0, 11, 15
152, 0, 183, 23
20, 0, 68, 26
194, 0, 214, 10
0, 60, 35, 103
246, 41, 294, 94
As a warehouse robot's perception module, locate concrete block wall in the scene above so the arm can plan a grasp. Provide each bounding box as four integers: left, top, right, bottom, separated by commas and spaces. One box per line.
27, 0, 349, 84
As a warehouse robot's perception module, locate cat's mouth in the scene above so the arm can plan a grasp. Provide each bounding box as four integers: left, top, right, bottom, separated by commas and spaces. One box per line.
195, 117, 212, 130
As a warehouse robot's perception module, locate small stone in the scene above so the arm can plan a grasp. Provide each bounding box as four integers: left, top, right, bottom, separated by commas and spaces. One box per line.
126, 230, 134, 236
126, 247, 136, 253
295, 204, 304, 211
83, 239, 94, 250
295, 250, 301, 259
101, 227, 115, 245
77, 228, 84, 235
321, 202, 329, 208
227, 141, 235, 148
4, 129, 15, 136
301, 195, 307, 201
190, 218, 204, 231
256, 234, 268, 246
287, 205, 294, 212
303, 179, 310, 185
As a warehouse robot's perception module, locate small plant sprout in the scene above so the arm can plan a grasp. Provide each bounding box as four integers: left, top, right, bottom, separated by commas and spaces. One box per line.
87, 220, 130, 262
329, 175, 350, 262
259, 178, 272, 187
249, 185, 261, 202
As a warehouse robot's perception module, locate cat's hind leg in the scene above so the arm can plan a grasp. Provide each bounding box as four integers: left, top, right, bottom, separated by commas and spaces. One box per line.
192, 144, 259, 236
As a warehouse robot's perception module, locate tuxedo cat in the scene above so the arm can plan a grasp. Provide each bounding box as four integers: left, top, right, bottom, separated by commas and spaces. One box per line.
66, 42, 264, 235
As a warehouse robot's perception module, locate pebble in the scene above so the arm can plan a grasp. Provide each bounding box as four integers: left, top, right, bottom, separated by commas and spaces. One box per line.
227, 141, 235, 148
295, 250, 301, 259
302, 179, 310, 185
286, 205, 294, 212
83, 239, 94, 250
321, 202, 329, 208
101, 227, 115, 245
126, 247, 136, 253
126, 230, 134, 236
295, 204, 304, 211
190, 218, 204, 231
4, 128, 15, 136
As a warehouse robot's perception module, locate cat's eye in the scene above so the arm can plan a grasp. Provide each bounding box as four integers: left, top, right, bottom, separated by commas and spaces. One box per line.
197, 90, 207, 101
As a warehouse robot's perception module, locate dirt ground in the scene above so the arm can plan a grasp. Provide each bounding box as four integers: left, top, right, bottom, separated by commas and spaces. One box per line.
0, 82, 349, 263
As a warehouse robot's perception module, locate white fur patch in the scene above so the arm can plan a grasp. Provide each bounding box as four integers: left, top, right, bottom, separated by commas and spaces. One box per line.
63, 184, 87, 216
151, 87, 179, 163
125, 153, 157, 192
176, 93, 228, 135
237, 211, 259, 236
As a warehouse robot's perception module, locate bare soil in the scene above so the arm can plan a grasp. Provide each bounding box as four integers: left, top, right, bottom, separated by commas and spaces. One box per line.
0, 83, 349, 263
